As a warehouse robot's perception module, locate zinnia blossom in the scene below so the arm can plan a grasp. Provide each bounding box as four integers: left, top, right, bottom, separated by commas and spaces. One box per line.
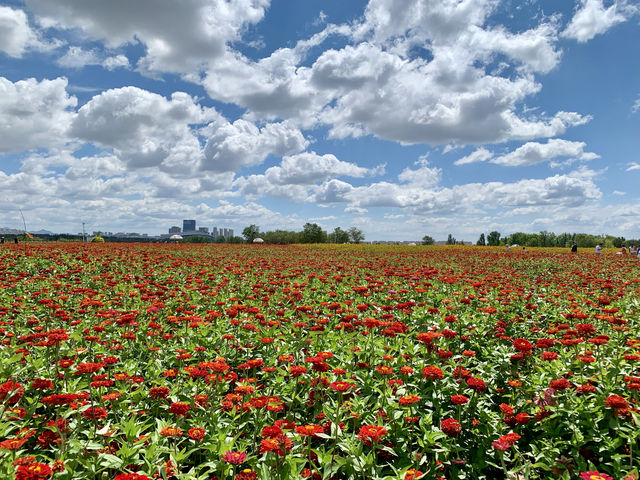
579, 472, 613, 480
222, 450, 248, 464
421, 366, 444, 380
357, 425, 387, 442
15, 462, 52, 479
441, 418, 462, 437
187, 427, 206, 441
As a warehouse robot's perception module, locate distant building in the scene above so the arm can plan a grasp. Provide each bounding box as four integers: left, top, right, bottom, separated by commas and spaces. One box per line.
183, 220, 196, 232
212, 227, 219, 238
169, 226, 181, 234
198, 227, 209, 234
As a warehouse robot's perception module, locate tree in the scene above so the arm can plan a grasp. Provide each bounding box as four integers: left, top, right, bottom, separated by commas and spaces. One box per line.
347, 226, 365, 244
301, 223, 327, 243
487, 231, 501, 246
329, 227, 349, 244
446, 234, 456, 245
476, 233, 486, 246
242, 224, 260, 243
422, 235, 435, 245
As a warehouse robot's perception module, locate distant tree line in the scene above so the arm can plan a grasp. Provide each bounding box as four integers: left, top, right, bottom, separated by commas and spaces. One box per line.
474, 231, 638, 248
242, 223, 364, 244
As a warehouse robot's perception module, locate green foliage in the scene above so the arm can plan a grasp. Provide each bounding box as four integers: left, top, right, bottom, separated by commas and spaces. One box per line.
487, 230, 501, 246
347, 226, 365, 244
242, 224, 260, 243
301, 222, 327, 243
476, 233, 486, 246
422, 235, 435, 245
182, 235, 213, 243
328, 227, 350, 244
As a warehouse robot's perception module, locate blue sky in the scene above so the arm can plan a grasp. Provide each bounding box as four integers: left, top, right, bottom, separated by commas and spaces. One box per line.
1, 0, 639, 241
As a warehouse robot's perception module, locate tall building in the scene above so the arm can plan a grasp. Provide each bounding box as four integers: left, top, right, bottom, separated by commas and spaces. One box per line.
169, 226, 181, 234
183, 220, 196, 232
228, 228, 234, 239
212, 227, 219, 239
223, 228, 229, 239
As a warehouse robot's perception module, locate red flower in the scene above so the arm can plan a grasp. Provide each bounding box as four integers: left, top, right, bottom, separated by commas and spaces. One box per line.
450, 394, 468, 405
398, 395, 420, 406
295, 424, 324, 437
82, 407, 108, 420
579, 472, 613, 480
421, 366, 444, 380
492, 433, 520, 450
549, 379, 572, 390
15, 462, 52, 479
0, 381, 24, 404
440, 418, 462, 436
329, 381, 354, 392
404, 469, 425, 479
148, 386, 170, 399
512, 338, 533, 353
499, 403, 514, 416
258, 435, 292, 456
31, 379, 54, 390
466, 377, 487, 393
114, 474, 150, 480
605, 394, 628, 410
235, 469, 258, 480
357, 425, 387, 442
169, 402, 190, 416
222, 451, 248, 464
187, 427, 206, 441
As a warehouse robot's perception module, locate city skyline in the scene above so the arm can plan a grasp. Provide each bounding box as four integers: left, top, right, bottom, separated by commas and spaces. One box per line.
1, 1, 639, 240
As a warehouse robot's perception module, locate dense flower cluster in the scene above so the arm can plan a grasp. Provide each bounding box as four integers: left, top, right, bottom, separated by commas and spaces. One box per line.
0, 243, 638, 479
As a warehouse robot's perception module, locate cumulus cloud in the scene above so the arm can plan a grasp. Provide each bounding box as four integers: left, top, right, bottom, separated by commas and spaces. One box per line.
0, 77, 77, 153
203, 119, 308, 172
0, 6, 46, 57
57, 46, 130, 70
25, 0, 270, 74
57, 46, 100, 68
491, 139, 599, 166
454, 140, 598, 167
454, 147, 493, 165
71, 87, 215, 173
562, 0, 636, 43
311, 169, 601, 214
233, 152, 382, 200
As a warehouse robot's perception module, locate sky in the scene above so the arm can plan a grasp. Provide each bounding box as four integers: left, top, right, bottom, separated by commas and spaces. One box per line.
1, 0, 639, 241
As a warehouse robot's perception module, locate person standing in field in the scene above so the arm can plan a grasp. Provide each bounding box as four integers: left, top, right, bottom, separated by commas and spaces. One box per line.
595, 244, 602, 254
571, 242, 577, 253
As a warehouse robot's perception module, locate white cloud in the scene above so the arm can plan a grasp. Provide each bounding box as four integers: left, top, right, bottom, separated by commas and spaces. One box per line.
0, 76, 77, 153
490, 139, 599, 166
454, 147, 493, 165
265, 152, 382, 185
0, 6, 45, 57
233, 152, 382, 200
562, 0, 636, 43
25, 0, 270, 74
311, 169, 601, 214
626, 162, 640, 171
103, 54, 129, 70
203, 119, 308, 172
71, 87, 215, 173
632, 96, 640, 113
57, 46, 100, 68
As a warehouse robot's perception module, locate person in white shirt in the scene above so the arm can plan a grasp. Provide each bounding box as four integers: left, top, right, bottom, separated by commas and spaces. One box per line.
595, 244, 602, 254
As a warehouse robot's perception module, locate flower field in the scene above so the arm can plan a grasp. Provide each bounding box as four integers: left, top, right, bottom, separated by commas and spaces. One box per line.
0, 243, 639, 480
